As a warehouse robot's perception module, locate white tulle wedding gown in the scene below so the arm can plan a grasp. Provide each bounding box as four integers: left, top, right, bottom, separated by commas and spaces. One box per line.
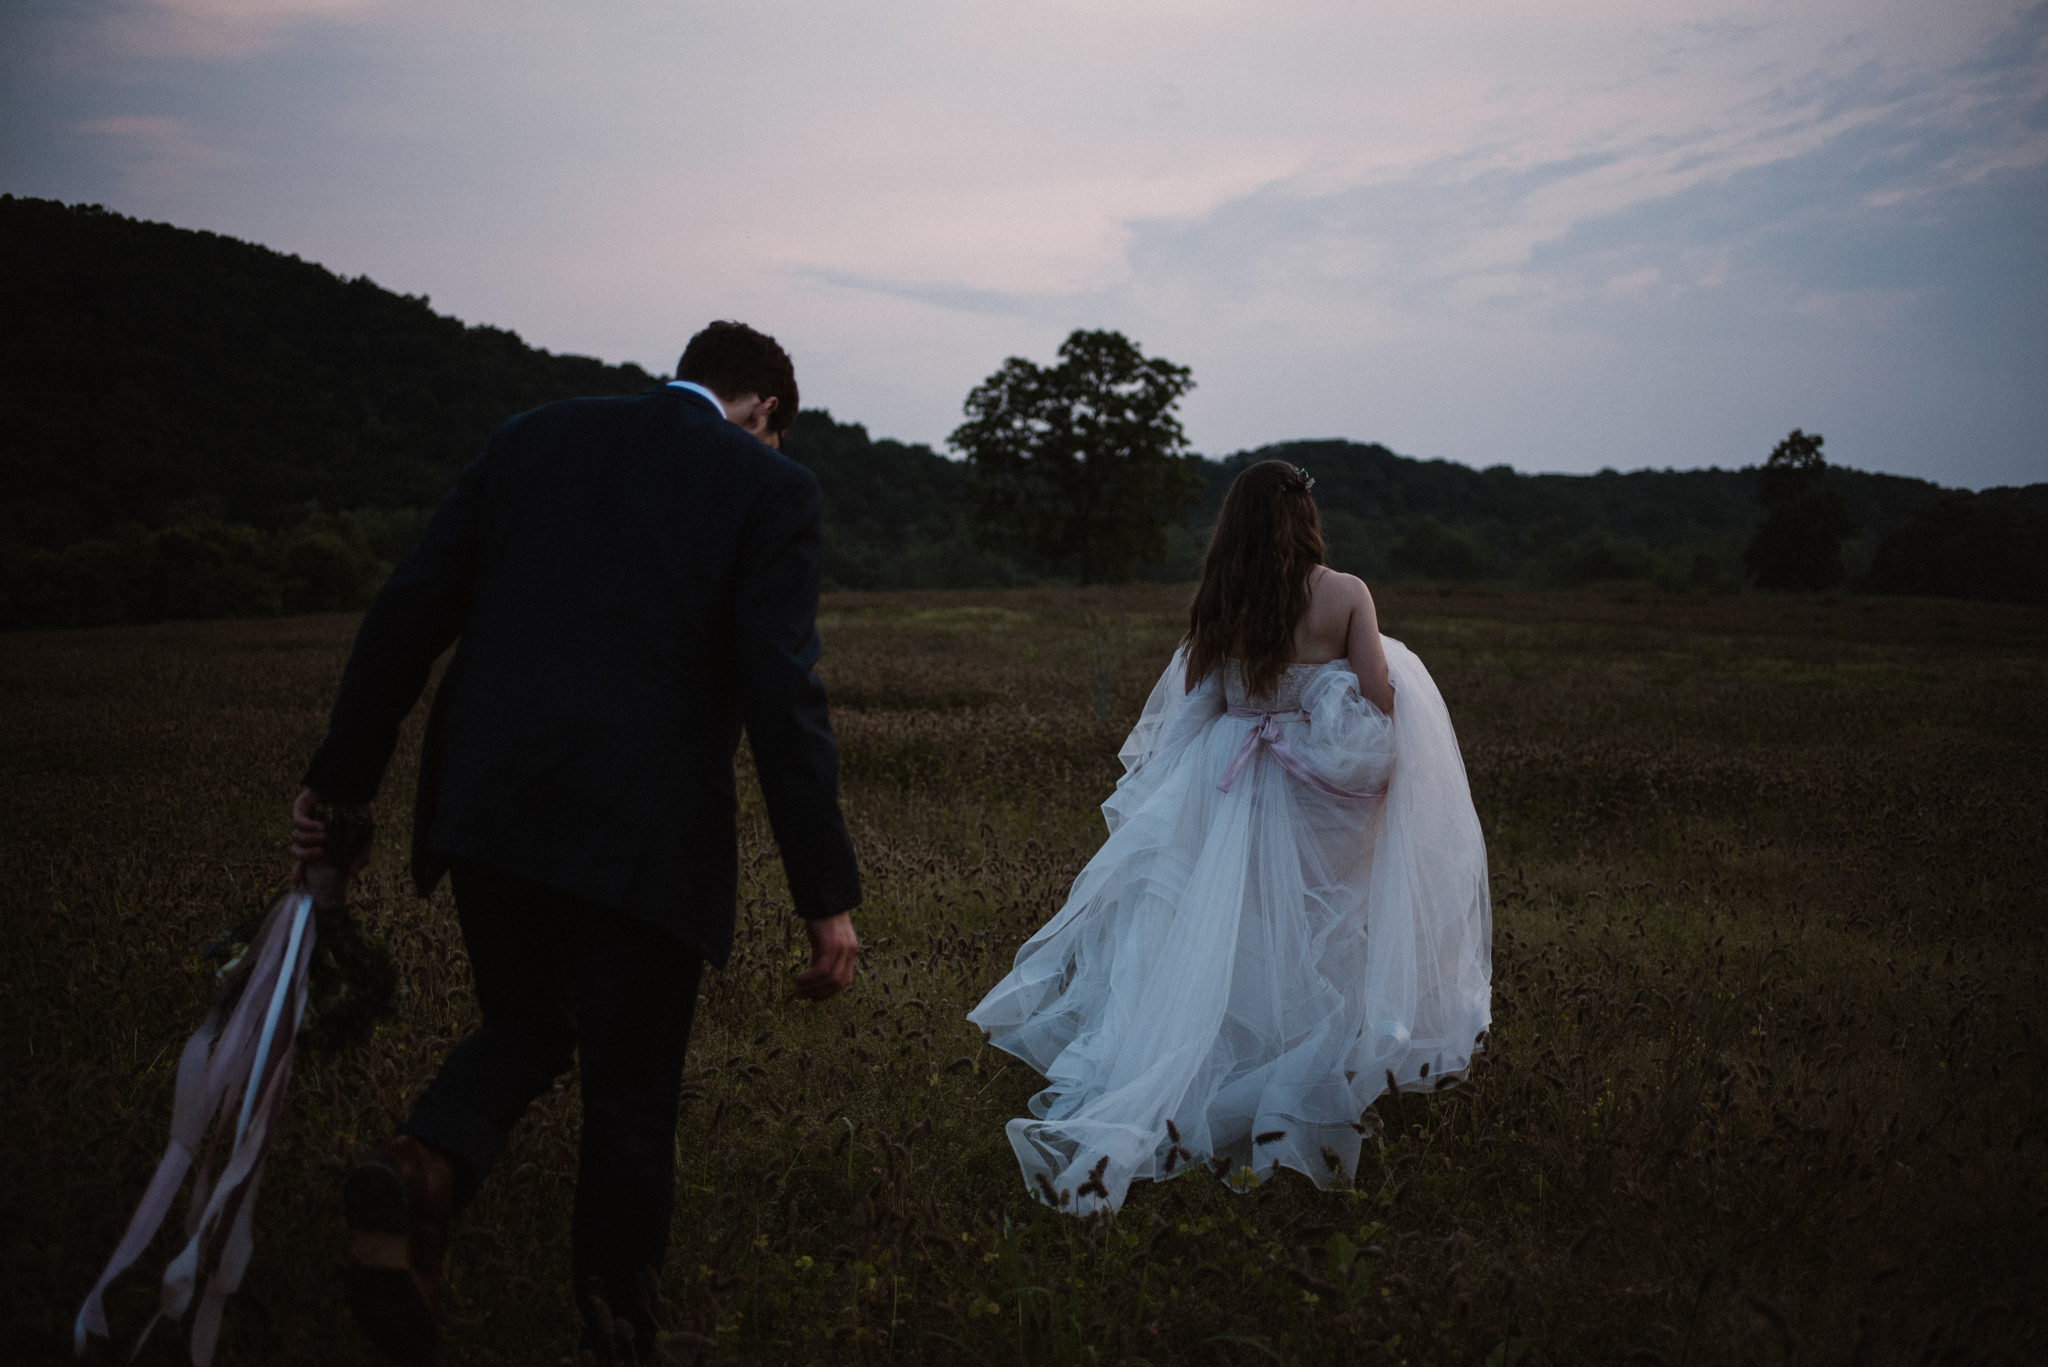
967, 638, 1492, 1214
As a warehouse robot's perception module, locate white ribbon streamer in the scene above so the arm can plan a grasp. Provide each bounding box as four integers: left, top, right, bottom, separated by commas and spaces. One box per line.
75, 891, 317, 1365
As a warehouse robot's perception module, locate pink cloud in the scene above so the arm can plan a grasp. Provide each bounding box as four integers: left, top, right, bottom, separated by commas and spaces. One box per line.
104, 0, 395, 59
73, 114, 239, 195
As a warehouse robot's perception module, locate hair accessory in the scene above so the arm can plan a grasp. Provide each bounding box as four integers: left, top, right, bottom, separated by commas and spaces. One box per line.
1293, 466, 1316, 492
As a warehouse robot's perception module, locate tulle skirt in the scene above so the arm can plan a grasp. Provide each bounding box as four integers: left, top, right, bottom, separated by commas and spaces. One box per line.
967, 639, 1492, 1214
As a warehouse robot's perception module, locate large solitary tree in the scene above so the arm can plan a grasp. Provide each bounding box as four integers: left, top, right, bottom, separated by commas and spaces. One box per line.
950, 330, 1203, 585
1743, 428, 1858, 590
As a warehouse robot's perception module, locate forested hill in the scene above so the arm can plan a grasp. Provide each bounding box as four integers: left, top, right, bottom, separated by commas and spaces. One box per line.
2, 196, 2039, 626
1201, 442, 1952, 551
1191, 441, 2048, 594
1, 195, 656, 548
775, 417, 2042, 596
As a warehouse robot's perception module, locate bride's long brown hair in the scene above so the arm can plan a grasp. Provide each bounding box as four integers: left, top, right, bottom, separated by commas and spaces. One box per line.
1183, 459, 1325, 696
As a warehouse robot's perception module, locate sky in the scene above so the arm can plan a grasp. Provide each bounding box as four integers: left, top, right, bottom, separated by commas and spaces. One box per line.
4, 1, 2044, 489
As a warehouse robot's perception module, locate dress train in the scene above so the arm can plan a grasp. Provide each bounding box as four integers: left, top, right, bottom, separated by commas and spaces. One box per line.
967, 638, 1492, 1214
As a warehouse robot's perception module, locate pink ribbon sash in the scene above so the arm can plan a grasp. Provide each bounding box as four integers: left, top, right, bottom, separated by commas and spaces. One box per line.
75, 891, 316, 1365
1217, 705, 1387, 804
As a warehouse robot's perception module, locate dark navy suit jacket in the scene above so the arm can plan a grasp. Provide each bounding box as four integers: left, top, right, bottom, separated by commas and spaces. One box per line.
303, 385, 860, 967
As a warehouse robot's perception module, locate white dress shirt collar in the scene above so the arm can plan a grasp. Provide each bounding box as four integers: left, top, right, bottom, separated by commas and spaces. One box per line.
666, 380, 726, 419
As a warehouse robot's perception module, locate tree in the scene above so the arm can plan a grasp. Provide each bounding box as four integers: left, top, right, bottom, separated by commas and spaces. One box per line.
951, 330, 1203, 585
1743, 429, 1858, 590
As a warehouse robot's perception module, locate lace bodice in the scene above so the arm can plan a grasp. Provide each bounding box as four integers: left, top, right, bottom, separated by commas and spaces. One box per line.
1222, 660, 1326, 711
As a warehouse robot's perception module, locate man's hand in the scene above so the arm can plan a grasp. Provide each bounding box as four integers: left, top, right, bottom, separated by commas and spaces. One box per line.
793, 912, 859, 1001
290, 788, 374, 888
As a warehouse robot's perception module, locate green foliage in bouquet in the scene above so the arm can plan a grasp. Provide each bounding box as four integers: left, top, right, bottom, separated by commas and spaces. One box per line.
204, 801, 400, 1052
205, 894, 403, 1053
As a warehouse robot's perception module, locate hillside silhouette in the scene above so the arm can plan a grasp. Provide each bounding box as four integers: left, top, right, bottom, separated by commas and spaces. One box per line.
2, 196, 2040, 626
2, 195, 658, 544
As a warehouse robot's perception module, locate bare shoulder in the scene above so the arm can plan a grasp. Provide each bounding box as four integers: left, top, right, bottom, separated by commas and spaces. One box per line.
1309, 566, 1370, 613
1300, 567, 1369, 656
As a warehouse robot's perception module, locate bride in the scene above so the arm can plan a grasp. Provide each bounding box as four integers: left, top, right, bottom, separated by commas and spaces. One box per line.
968, 460, 1492, 1214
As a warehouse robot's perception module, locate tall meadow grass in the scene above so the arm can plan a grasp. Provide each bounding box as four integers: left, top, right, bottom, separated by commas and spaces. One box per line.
2, 585, 2042, 1364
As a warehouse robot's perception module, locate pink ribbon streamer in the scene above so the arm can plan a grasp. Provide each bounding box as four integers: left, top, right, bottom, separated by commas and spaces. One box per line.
75, 891, 315, 1365
1217, 705, 1388, 804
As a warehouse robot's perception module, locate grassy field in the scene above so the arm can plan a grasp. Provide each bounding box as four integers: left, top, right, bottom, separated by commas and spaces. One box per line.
3, 585, 2044, 1366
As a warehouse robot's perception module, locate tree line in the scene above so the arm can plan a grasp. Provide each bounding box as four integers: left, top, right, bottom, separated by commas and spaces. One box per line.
2, 195, 2040, 629
915, 331, 2045, 605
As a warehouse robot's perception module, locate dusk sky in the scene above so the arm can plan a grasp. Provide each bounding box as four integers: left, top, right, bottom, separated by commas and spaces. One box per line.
4, 0, 2044, 489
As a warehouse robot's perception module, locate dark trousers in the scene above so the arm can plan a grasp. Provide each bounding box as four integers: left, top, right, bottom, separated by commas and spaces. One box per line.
401, 859, 703, 1317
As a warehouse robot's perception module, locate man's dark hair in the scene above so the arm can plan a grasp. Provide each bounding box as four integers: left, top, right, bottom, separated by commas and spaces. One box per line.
675, 321, 798, 434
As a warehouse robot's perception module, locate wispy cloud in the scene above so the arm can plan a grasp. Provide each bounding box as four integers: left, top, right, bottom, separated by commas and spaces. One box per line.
1, 0, 2041, 485
1116, 7, 2044, 328
72, 114, 238, 197
102, 0, 395, 59
799, 267, 1045, 318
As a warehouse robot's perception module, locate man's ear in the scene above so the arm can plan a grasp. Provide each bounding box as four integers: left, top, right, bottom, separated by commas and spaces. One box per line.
738, 395, 779, 443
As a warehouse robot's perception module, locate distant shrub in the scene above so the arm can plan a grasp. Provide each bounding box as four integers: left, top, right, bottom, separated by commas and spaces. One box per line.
0, 510, 390, 629
1318, 509, 1393, 581
1389, 517, 1493, 581
1641, 535, 1749, 594
880, 535, 1026, 592
0, 535, 137, 628
1541, 530, 1656, 589
279, 513, 388, 612
349, 506, 435, 564
148, 523, 286, 620
1862, 493, 2048, 605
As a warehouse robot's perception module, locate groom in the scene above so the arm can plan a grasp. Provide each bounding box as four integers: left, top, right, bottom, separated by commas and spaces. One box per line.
291, 321, 862, 1365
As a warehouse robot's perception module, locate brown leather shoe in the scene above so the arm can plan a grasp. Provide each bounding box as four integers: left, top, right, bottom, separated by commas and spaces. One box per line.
344, 1135, 455, 1366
